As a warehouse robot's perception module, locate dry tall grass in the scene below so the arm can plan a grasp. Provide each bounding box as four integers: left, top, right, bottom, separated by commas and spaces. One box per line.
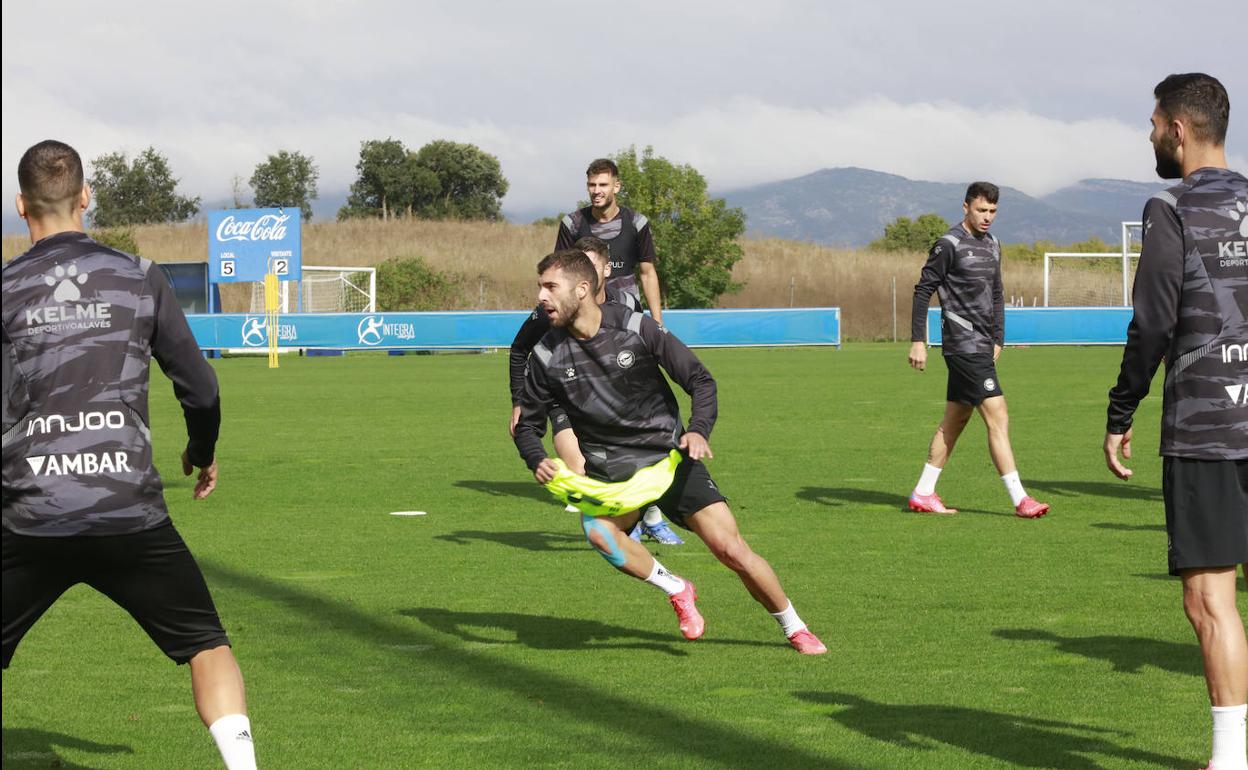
2, 219, 1045, 340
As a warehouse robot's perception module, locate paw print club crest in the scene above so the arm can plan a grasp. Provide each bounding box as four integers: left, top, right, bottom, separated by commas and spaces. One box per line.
45, 264, 89, 302
1229, 199, 1248, 238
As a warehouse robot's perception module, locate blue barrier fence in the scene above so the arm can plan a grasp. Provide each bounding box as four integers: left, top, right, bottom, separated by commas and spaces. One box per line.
187, 307, 842, 350
926, 307, 1134, 346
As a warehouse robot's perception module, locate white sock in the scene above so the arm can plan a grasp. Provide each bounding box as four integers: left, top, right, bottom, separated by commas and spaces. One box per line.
1001, 471, 1027, 507
1211, 704, 1248, 769
564, 504, 580, 514
643, 559, 685, 596
208, 714, 256, 770
769, 602, 807, 637
915, 463, 942, 496
642, 505, 663, 526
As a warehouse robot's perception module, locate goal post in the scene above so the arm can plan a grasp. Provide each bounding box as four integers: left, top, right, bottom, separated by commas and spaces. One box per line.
1042, 221, 1143, 307
249, 265, 377, 313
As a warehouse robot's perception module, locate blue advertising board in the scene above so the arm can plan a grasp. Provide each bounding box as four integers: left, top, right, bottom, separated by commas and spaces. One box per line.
926, 307, 1134, 346
185, 308, 842, 350
207, 208, 301, 283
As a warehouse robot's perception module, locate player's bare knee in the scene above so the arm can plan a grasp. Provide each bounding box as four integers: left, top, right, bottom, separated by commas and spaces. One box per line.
712, 537, 756, 573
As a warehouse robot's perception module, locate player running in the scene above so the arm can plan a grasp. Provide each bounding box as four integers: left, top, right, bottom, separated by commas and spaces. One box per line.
513, 249, 826, 654
1104, 73, 1247, 770
509, 236, 683, 545
2, 141, 257, 769
907, 182, 1050, 518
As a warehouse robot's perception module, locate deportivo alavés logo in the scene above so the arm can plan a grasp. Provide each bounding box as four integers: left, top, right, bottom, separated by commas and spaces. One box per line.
616, 350, 635, 369
983, 378, 996, 391
25, 263, 111, 336
46, 263, 89, 302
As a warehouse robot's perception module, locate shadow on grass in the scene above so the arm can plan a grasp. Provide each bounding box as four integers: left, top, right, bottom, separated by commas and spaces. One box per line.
400, 607, 772, 656
454, 479, 551, 504
796, 487, 1013, 518
795, 691, 1186, 770
1026, 479, 1163, 502
1092, 522, 1166, 532
201, 561, 862, 769
434, 529, 584, 552
0, 728, 132, 770
993, 628, 1201, 677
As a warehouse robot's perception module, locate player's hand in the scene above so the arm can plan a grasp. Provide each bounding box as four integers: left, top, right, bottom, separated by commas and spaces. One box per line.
993, 344, 1002, 362
1103, 429, 1133, 480
533, 458, 559, 484
509, 405, 522, 438
680, 432, 713, 461
908, 341, 927, 371
182, 450, 219, 499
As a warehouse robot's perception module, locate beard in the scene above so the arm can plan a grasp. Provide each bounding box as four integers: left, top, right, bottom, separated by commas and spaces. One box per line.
548, 294, 580, 328
1153, 136, 1182, 180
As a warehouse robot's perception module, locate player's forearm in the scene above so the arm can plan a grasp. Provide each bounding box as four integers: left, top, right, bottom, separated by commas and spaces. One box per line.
508, 347, 528, 405
183, 398, 221, 467
910, 291, 934, 342
514, 427, 548, 471
640, 268, 663, 318
1106, 319, 1168, 432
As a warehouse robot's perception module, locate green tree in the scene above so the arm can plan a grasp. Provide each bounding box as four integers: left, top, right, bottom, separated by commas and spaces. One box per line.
411, 140, 509, 220
250, 150, 319, 219
613, 146, 746, 308
339, 139, 439, 220
87, 147, 200, 227
868, 213, 950, 252
375, 256, 464, 310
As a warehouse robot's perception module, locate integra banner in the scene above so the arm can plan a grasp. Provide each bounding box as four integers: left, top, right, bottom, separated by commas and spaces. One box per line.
185, 308, 843, 350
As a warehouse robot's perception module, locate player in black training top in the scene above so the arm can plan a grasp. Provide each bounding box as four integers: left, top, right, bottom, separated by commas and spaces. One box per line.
555, 158, 664, 324
508, 236, 684, 545
1103, 74, 1247, 770
907, 182, 1050, 519
513, 249, 826, 654
1, 141, 257, 770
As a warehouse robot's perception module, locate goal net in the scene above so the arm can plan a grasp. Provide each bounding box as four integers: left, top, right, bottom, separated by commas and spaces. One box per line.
249, 266, 376, 313
1042, 222, 1142, 307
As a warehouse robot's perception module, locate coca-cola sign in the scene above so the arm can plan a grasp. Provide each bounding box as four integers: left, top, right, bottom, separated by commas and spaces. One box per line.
215, 213, 290, 242
207, 207, 302, 284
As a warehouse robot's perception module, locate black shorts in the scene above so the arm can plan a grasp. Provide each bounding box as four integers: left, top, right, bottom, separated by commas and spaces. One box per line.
2, 521, 230, 668
944, 353, 1003, 405
1163, 457, 1248, 576
652, 457, 728, 530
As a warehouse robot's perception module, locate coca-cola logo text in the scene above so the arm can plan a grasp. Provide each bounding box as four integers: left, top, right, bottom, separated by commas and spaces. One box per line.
216, 213, 291, 242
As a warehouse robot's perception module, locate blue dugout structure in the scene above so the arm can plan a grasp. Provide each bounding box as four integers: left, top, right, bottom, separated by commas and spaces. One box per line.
186, 307, 842, 350
926, 307, 1134, 346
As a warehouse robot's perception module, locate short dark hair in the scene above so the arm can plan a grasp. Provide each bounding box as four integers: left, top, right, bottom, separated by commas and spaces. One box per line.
965, 181, 999, 204
1154, 73, 1229, 145
586, 158, 618, 178
18, 140, 84, 218
572, 235, 610, 263
537, 248, 599, 293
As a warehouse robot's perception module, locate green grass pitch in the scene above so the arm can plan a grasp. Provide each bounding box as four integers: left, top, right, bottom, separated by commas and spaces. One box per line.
3, 344, 1238, 768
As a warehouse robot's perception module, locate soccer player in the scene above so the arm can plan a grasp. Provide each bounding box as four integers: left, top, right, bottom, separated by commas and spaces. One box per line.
509, 236, 684, 545
1104, 73, 1247, 770
907, 182, 1050, 518
2, 141, 257, 770
513, 249, 826, 654
555, 158, 664, 324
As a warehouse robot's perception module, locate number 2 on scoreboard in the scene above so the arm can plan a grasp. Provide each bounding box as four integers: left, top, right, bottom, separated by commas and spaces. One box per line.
273, 258, 289, 275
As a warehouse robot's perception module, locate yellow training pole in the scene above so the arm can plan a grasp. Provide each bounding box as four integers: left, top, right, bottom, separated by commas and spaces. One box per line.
264, 271, 280, 368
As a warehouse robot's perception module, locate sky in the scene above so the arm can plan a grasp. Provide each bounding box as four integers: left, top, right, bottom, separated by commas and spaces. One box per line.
3, 0, 1245, 230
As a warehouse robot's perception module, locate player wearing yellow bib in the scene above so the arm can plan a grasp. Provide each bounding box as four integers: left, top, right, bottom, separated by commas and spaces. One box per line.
514, 249, 826, 654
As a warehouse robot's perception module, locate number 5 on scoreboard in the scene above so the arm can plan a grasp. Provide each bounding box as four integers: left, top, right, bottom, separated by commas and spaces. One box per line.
220, 259, 236, 277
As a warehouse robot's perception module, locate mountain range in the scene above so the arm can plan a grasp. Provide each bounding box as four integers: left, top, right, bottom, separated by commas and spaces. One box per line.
717, 168, 1167, 247
2, 168, 1168, 248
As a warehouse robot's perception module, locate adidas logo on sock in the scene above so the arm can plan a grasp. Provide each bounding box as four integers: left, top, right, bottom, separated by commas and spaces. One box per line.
237, 730, 253, 742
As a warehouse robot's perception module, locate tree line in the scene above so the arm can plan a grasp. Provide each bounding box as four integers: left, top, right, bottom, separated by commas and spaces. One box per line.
80, 142, 747, 308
